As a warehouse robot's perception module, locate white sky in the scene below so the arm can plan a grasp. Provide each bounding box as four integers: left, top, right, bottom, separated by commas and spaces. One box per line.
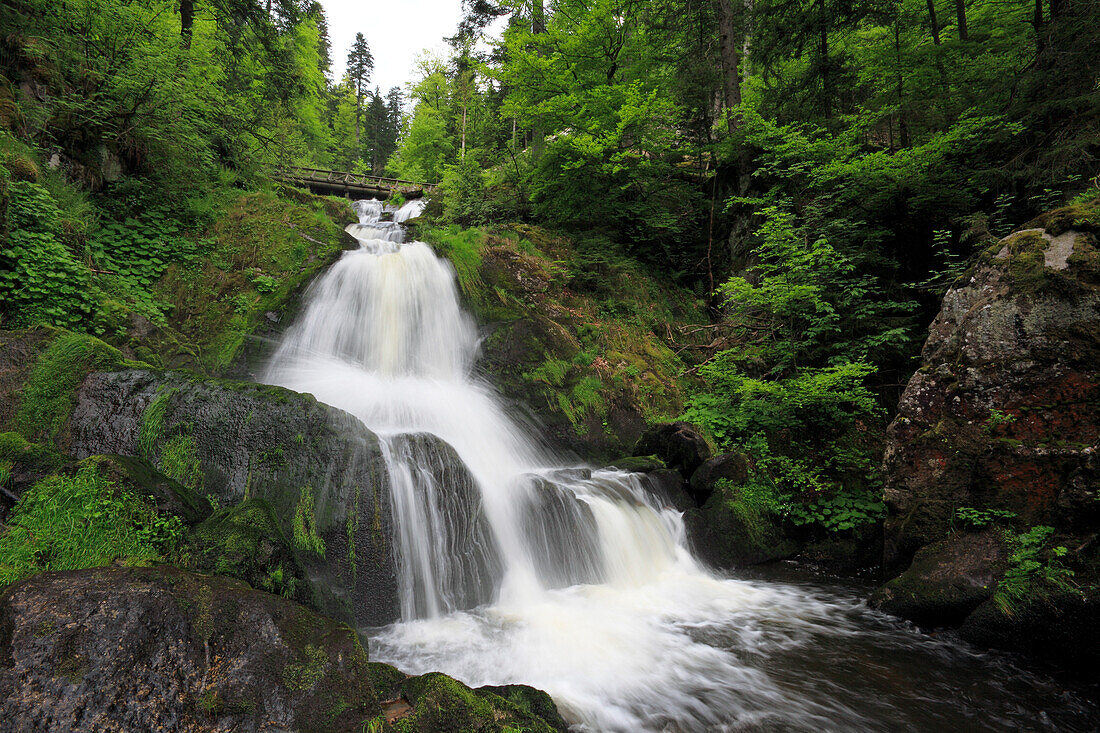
318, 0, 465, 95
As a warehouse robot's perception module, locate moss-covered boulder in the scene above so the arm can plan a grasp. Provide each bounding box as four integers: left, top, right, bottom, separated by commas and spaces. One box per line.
0, 432, 66, 519
185, 498, 313, 607
79, 453, 212, 526
684, 483, 799, 567
65, 368, 398, 626
870, 530, 1010, 627
876, 196, 1100, 674
368, 664, 569, 733
0, 566, 385, 732
688, 452, 749, 505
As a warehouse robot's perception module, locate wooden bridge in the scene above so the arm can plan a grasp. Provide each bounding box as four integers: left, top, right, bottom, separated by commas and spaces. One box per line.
270, 165, 439, 199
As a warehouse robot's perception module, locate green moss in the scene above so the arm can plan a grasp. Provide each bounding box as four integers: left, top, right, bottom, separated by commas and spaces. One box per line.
139, 387, 177, 459
282, 643, 328, 691
159, 433, 203, 491
13, 330, 125, 443
292, 486, 325, 556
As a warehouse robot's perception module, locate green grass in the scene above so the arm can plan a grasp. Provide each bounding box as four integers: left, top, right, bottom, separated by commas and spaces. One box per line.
13, 330, 125, 443
0, 464, 182, 586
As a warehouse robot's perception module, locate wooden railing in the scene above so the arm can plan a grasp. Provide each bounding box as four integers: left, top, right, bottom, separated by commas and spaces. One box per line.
270, 165, 439, 197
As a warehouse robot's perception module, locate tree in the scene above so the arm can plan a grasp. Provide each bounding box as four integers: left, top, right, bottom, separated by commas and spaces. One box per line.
346, 32, 374, 146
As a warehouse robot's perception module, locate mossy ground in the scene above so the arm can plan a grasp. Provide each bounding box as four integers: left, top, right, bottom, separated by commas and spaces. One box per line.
129, 187, 355, 373
425, 223, 710, 459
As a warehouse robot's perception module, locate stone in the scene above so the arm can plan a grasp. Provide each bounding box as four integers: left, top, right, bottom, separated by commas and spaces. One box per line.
0, 566, 384, 733
870, 529, 1009, 627
881, 204, 1100, 570
688, 452, 749, 505
633, 422, 711, 478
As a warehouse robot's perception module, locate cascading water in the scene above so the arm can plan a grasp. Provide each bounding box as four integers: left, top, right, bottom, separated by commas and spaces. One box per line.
264, 200, 1095, 732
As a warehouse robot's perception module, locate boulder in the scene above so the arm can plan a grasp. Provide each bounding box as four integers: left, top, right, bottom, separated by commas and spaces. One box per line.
684, 484, 798, 567
0, 567, 569, 733
881, 204, 1100, 570
0, 566, 384, 732
688, 452, 749, 505
66, 369, 399, 627
869, 529, 1009, 627
633, 422, 711, 478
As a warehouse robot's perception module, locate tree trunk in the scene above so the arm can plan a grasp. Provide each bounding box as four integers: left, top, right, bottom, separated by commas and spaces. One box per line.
818, 0, 831, 118
531, 0, 546, 159
926, 0, 941, 45
461, 105, 467, 160
180, 0, 194, 50
954, 0, 968, 41
1032, 0, 1046, 53
714, 0, 743, 135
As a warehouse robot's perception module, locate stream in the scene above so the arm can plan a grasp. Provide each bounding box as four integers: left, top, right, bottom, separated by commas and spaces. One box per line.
262, 199, 1097, 732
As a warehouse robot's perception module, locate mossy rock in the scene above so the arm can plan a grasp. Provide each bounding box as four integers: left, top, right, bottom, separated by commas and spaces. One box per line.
0, 432, 67, 517
607, 455, 666, 473
0, 565, 384, 731
870, 529, 1010, 627
367, 664, 568, 733
67, 368, 400, 627
684, 483, 799, 568
2, 327, 133, 447
4, 152, 38, 183
186, 497, 313, 608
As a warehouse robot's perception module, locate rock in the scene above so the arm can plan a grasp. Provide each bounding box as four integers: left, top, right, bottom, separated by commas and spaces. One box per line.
881, 204, 1100, 570
870, 530, 1010, 627
683, 484, 798, 567
607, 455, 666, 473
688, 452, 749, 505
186, 498, 314, 608
66, 369, 400, 627
0, 432, 66, 519
641, 468, 695, 513
369, 664, 569, 732
0, 566, 384, 732
633, 422, 711, 478
957, 592, 1100, 680
79, 453, 212, 526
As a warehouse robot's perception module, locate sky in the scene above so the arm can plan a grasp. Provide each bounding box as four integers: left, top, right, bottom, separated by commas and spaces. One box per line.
318, 0, 466, 95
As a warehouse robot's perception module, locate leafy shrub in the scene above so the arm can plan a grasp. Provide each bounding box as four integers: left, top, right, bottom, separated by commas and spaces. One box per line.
954, 506, 1017, 529
0, 464, 183, 586
0, 182, 95, 329
994, 525, 1077, 615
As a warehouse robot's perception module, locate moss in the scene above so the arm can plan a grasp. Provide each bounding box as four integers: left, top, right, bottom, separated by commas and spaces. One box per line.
186, 497, 311, 605
159, 433, 203, 491
292, 486, 325, 556
4, 152, 39, 183
138, 386, 178, 459
282, 643, 328, 691
13, 330, 126, 444
1023, 196, 1100, 236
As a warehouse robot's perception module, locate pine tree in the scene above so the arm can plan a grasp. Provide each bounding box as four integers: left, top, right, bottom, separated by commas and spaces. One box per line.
346, 32, 374, 147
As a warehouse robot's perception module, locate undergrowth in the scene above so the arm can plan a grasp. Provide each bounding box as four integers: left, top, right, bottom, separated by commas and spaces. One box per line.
0, 464, 183, 586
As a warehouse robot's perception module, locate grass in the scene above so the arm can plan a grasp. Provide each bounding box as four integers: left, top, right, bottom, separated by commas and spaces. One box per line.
13, 330, 125, 443
0, 463, 182, 586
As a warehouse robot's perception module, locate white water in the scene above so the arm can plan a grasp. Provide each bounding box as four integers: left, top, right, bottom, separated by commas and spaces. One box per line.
264, 201, 1094, 732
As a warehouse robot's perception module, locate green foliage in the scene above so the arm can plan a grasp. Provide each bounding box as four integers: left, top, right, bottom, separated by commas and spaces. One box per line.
0, 182, 95, 329
0, 464, 182, 586
14, 331, 123, 443
954, 507, 1018, 529
994, 526, 1077, 616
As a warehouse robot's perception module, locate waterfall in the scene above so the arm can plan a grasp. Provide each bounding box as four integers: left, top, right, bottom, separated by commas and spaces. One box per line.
262, 200, 1084, 732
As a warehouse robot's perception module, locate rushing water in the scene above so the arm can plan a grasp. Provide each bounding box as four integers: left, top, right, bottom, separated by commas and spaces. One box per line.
264, 200, 1096, 732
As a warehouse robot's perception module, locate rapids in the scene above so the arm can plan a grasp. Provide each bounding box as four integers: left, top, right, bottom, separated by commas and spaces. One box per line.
263, 199, 1095, 732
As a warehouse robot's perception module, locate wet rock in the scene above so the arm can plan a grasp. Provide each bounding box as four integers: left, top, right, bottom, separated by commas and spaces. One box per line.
684, 484, 798, 567
641, 468, 695, 513
369, 663, 569, 733
881, 202, 1100, 570
608, 455, 666, 473
633, 422, 711, 478
0, 566, 384, 733
688, 452, 749, 505
957, 592, 1100, 680
870, 530, 1010, 627
186, 498, 314, 608
67, 369, 400, 627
